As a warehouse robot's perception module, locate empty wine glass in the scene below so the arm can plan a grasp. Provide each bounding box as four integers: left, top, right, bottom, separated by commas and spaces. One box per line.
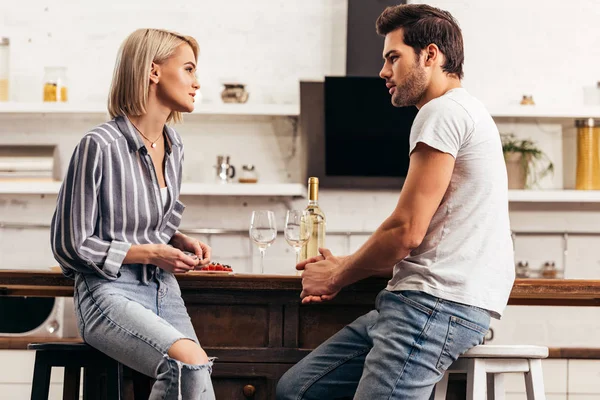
249, 210, 277, 274
285, 210, 312, 269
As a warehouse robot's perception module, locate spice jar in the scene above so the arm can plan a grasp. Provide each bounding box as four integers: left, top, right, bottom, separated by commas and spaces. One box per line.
0, 38, 9, 102
575, 118, 600, 190
541, 261, 558, 279
43, 66, 68, 102
515, 261, 530, 279
238, 164, 258, 183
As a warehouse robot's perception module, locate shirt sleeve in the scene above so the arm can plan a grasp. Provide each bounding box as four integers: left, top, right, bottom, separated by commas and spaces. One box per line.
409, 98, 474, 158
50, 135, 131, 280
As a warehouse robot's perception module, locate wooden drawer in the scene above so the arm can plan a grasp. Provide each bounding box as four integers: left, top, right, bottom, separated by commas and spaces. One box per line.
211, 362, 291, 400
213, 376, 268, 400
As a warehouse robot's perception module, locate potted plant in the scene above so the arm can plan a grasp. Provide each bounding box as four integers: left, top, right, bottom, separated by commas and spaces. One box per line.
501, 133, 554, 189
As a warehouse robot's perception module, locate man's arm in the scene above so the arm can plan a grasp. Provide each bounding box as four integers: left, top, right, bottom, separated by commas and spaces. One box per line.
331, 142, 456, 289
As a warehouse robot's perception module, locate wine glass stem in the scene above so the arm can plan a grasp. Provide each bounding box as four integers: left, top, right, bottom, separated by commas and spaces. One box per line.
295, 248, 301, 276
259, 248, 266, 274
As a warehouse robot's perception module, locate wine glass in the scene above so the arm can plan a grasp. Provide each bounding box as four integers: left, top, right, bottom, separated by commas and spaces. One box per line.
285, 210, 312, 270
249, 210, 277, 274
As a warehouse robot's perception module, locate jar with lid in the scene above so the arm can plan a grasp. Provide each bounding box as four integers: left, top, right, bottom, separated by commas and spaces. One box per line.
43, 66, 68, 102
515, 261, 530, 278
575, 118, 600, 190
541, 261, 558, 279
0, 38, 9, 102
238, 164, 258, 183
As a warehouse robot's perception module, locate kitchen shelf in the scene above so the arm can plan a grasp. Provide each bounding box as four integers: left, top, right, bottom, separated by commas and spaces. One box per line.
0, 102, 299, 117
179, 183, 305, 196
0, 181, 305, 197
508, 190, 600, 203
489, 105, 600, 119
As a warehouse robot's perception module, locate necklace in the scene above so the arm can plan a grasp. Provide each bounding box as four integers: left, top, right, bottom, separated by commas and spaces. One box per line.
130, 121, 162, 149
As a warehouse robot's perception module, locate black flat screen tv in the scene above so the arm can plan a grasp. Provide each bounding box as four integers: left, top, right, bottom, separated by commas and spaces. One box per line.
322, 76, 418, 188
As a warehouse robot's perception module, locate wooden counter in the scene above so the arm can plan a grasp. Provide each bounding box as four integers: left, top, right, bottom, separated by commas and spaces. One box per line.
1, 270, 600, 305
2, 270, 600, 399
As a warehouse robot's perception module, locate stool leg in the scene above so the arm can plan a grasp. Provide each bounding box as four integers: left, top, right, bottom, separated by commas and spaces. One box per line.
62, 367, 81, 400
524, 359, 546, 400
105, 361, 123, 400
466, 359, 487, 400
30, 352, 51, 400
131, 369, 153, 400
83, 367, 101, 400
487, 373, 505, 400
433, 373, 449, 400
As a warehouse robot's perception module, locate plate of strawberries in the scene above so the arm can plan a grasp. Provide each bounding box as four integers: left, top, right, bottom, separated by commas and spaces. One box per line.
194, 262, 233, 273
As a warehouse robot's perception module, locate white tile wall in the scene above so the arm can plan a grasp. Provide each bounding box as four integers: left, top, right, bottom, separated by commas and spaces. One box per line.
569, 360, 600, 394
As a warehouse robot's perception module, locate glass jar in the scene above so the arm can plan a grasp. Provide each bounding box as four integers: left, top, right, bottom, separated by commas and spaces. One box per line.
0, 38, 9, 102
575, 118, 600, 190
541, 261, 557, 279
43, 66, 68, 102
515, 261, 530, 279
238, 164, 258, 183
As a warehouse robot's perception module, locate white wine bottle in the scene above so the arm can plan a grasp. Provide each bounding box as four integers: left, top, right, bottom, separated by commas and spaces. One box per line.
300, 177, 326, 261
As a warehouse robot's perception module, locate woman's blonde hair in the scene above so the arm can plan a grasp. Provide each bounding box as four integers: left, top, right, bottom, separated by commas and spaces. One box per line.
108, 28, 199, 124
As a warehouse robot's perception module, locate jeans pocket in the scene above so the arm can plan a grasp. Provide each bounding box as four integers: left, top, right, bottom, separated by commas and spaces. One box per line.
436, 315, 488, 371
391, 291, 434, 315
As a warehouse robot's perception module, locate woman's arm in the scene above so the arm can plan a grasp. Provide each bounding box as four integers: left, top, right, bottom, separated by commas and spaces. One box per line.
50, 135, 131, 280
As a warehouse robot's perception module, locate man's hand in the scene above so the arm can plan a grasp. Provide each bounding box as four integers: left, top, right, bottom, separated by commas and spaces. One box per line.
297, 248, 346, 304
169, 232, 211, 268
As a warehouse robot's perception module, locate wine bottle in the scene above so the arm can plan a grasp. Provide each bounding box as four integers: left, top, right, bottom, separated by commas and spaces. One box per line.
300, 177, 326, 261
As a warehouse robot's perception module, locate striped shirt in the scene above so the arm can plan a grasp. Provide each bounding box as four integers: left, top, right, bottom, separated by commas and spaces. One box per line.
50, 116, 186, 283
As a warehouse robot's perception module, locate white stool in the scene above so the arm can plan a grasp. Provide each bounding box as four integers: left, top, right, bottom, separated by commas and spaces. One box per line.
434, 345, 549, 400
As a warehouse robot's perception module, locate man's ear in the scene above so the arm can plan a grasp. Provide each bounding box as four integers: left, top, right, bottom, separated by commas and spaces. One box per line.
149, 62, 160, 84
424, 44, 439, 65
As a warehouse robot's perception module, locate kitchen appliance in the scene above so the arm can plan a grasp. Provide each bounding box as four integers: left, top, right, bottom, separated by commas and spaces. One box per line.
302, 77, 418, 189
0, 296, 79, 338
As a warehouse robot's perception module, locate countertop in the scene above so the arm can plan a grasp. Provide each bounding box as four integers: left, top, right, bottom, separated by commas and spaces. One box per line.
0, 269, 600, 306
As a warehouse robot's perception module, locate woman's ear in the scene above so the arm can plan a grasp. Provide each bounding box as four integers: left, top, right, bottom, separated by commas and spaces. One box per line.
149, 62, 160, 84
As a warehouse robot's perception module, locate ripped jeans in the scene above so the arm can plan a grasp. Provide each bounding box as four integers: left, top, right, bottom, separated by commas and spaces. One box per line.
74, 265, 215, 400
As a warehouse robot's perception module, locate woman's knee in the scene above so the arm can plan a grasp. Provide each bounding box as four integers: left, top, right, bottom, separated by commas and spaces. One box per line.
168, 338, 209, 365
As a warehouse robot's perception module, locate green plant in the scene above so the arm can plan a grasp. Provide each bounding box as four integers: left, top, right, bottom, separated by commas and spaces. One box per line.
500, 133, 554, 188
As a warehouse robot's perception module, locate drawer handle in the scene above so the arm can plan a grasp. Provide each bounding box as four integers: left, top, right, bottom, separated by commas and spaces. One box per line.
243, 384, 256, 398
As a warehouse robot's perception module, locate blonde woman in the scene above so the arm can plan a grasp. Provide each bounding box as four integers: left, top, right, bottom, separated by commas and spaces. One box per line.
50, 29, 215, 399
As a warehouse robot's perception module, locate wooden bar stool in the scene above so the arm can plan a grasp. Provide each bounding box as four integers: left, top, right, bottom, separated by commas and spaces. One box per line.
434, 345, 548, 400
28, 342, 153, 400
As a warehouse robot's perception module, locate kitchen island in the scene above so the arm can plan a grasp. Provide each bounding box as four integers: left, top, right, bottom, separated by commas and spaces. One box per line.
2, 270, 600, 399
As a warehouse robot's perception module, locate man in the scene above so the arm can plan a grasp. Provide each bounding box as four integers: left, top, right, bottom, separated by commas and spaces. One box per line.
276, 4, 514, 400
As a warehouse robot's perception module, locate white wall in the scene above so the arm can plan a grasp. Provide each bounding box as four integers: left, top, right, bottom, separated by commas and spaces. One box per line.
0, 0, 347, 105
1, 0, 600, 396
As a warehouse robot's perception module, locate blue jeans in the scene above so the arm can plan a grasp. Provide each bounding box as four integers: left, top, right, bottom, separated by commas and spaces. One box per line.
74, 265, 215, 400
276, 289, 490, 400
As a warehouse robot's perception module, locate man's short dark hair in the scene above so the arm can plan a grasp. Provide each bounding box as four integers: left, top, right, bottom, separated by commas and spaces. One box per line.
376, 4, 464, 80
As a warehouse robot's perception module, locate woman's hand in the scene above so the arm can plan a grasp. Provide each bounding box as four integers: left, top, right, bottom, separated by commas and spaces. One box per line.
169, 232, 212, 269
150, 244, 200, 273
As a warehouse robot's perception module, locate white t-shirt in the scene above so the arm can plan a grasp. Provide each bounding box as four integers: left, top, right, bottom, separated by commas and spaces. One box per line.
386, 88, 515, 319
160, 187, 168, 209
